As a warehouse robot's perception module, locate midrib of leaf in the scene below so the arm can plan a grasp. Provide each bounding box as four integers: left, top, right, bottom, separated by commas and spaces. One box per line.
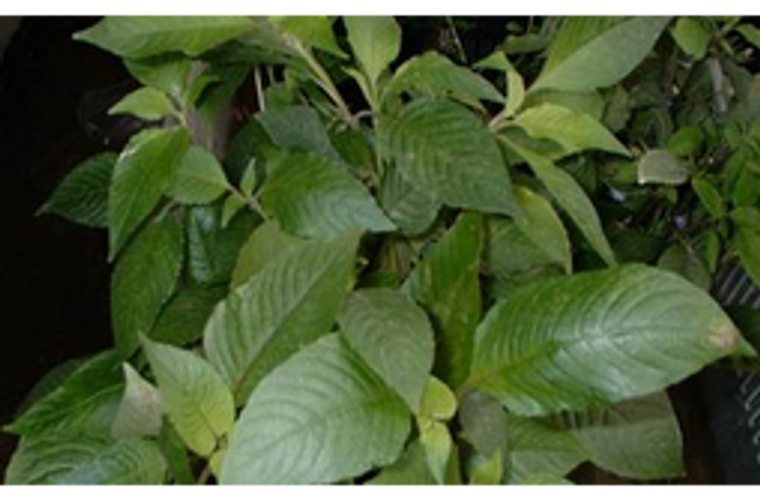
230, 244, 351, 402
166, 368, 227, 446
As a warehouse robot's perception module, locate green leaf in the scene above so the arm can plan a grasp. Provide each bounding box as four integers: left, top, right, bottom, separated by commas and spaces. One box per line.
108, 128, 190, 260
484, 217, 560, 281
638, 149, 690, 185
692, 178, 724, 218
411, 212, 484, 387
6, 434, 166, 485
469, 265, 748, 416
125, 54, 192, 99
657, 243, 711, 291
513, 185, 572, 274
111, 363, 163, 440
273, 16, 346, 58
389, 98, 520, 217
14, 358, 85, 419
368, 441, 436, 485
503, 139, 616, 266
167, 145, 231, 205
344, 16, 401, 85
667, 125, 705, 158
221, 192, 247, 228
38, 153, 115, 228
390, 51, 505, 106
109, 87, 176, 121
338, 288, 435, 412
203, 232, 360, 403
470, 451, 503, 485
150, 286, 227, 347
522, 89, 606, 121
230, 220, 305, 289
380, 163, 441, 236
74, 16, 254, 59
565, 392, 684, 480
736, 24, 760, 49
257, 105, 340, 160
420, 422, 452, 484
418, 377, 458, 424
533, 17, 671, 91
112, 218, 184, 358
186, 205, 258, 286
8, 351, 122, 437
260, 152, 396, 238
514, 103, 629, 156
474, 51, 524, 115
221, 333, 410, 484
672, 17, 711, 59
731, 206, 760, 233
157, 420, 195, 485
142, 338, 235, 458
458, 391, 508, 459
736, 228, 760, 289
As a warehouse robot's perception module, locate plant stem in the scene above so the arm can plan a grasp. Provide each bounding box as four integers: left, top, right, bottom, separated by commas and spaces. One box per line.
253, 65, 266, 113
297, 45, 355, 126
196, 462, 212, 485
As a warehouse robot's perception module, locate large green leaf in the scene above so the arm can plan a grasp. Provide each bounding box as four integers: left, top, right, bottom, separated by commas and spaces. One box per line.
260, 152, 396, 238
143, 338, 235, 458
514, 103, 629, 156
230, 220, 305, 289
111, 363, 164, 440
565, 392, 684, 480
390, 51, 504, 106
344, 16, 401, 85
150, 286, 227, 347
6, 434, 166, 485
7, 351, 122, 437
533, 17, 671, 91
221, 333, 410, 484
469, 264, 750, 416
111, 218, 184, 358
257, 105, 341, 160
38, 153, 116, 228
388, 98, 519, 217
167, 145, 231, 205
503, 139, 616, 265
338, 288, 435, 412
411, 212, 483, 387
74, 16, 254, 59
380, 163, 441, 236
513, 185, 572, 274
203, 232, 360, 403
108, 128, 190, 259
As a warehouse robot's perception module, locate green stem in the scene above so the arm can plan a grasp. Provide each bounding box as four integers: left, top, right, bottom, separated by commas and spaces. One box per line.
297, 44, 355, 126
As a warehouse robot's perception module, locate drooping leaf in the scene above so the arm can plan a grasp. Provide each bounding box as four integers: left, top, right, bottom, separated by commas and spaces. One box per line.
38, 153, 116, 228
230, 220, 305, 289
108, 128, 190, 260
111, 363, 164, 440
503, 139, 616, 266
221, 333, 410, 484
257, 105, 341, 160
380, 163, 441, 236
260, 151, 396, 238
513, 185, 572, 274
150, 286, 227, 347
533, 17, 671, 91
6, 434, 166, 485
142, 338, 235, 458
74, 16, 254, 59
109, 87, 176, 121
672, 17, 711, 60
514, 103, 629, 156
638, 149, 690, 185
469, 265, 749, 416
7, 351, 122, 437
338, 288, 435, 412
203, 232, 360, 403
344, 16, 401, 85
167, 145, 231, 205
411, 212, 484, 387
389, 98, 520, 217
111, 218, 184, 358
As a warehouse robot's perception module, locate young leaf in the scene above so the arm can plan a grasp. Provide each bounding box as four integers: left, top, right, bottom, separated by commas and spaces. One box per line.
503, 139, 616, 266
108, 128, 190, 260
38, 153, 116, 228
260, 151, 396, 238
111, 363, 164, 439
469, 265, 750, 416
74, 16, 254, 59
221, 334, 410, 484
6, 434, 166, 485
142, 338, 235, 458
411, 212, 484, 387
389, 98, 520, 217
344, 16, 401, 85
167, 145, 231, 205
111, 218, 184, 358
418, 377, 458, 425
533, 17, 671, 91
514, 103, 629, 156
513, 185, 572, 274
337, 288, 435, 412
420, 422, 452, 484
109, 87, 176, 121
638, 149, 690, 185
203, 232, 360, 403
672, 17, 711, 60
470, 451, 503, 485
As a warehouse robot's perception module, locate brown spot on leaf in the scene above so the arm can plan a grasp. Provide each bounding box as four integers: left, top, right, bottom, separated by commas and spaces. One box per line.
709, 320, 739, 352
